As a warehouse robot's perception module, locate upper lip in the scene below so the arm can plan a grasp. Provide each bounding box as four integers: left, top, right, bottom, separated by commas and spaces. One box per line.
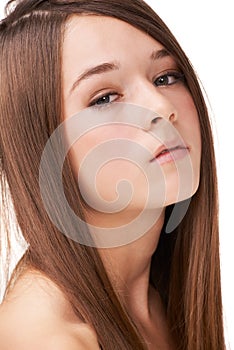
151, 142, 189, 161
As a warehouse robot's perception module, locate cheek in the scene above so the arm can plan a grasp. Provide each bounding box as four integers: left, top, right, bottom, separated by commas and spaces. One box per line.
181, 96, 201, 147
95, 159, 148, 202
173, 91, 201, 145
67, 124, 151, 208
163, 86, 201, 145
177, 93, 202, 190
67, 124, 142, 176
180, 94, 199, 123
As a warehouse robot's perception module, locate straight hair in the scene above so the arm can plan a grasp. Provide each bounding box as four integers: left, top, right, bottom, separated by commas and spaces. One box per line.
0, 1, 225, 349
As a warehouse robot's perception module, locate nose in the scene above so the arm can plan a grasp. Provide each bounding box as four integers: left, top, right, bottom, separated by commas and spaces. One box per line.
131, 80, 178, 130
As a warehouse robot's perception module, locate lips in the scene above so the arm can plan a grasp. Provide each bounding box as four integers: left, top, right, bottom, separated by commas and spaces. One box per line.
150, 143, 189, 162
157, 145, 187, 157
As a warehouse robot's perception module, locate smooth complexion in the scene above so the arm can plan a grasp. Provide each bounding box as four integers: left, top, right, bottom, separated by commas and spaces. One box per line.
63, 15, 201, 212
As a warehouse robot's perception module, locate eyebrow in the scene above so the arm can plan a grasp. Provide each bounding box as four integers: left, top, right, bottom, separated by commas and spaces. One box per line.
69, 62, 119, 95
150, 48, 170, 60
69, 48, 171, 95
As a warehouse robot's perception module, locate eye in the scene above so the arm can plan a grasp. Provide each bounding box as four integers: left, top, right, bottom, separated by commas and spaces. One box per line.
89, 92, 119, 107
154, 72, 184, 87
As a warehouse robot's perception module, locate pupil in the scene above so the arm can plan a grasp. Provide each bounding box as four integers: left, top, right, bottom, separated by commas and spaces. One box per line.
158, 76, 168, 85
97, 95, 110, 105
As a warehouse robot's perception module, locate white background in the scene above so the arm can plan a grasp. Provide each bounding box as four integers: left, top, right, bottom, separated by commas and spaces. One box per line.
0, 1, 233, 348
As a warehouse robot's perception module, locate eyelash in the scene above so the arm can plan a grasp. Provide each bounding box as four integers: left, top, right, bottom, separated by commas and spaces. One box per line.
89, 71, 184, 108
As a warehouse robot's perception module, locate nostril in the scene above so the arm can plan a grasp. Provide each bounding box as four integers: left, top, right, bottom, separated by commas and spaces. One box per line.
152, 116, 160, 124
169, 113, 176, 122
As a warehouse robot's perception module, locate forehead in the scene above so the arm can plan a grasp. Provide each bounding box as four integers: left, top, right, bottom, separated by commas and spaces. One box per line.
62, 15, 164, 66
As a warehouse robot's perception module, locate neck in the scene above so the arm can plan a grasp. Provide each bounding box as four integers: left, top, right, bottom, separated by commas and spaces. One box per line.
95, 209, 165, 322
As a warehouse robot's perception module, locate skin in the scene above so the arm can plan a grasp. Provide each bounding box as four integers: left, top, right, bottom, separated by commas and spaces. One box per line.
63, 17, 201, 213
0, 15, 201, 349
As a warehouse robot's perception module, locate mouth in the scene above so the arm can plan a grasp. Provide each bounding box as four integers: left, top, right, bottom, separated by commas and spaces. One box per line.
150, 144, 190, 165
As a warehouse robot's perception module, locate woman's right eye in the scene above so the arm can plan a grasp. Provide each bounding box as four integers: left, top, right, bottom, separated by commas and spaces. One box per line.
89, 93, 119, 107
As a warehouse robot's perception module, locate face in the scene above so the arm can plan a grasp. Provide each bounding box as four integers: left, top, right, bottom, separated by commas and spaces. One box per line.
62, 15, 201, 226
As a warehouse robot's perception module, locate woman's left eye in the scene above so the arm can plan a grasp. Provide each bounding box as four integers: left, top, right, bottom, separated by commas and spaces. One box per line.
154, 72, 184, 87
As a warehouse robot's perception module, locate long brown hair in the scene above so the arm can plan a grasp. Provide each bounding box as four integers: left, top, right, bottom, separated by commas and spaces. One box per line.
0, 1, 225, 349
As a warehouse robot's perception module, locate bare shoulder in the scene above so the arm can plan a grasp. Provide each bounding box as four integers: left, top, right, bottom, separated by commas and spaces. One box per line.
0, 270, 100, 349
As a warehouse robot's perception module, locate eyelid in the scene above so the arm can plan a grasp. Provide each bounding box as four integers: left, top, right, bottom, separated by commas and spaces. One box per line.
154, 69, 183, 80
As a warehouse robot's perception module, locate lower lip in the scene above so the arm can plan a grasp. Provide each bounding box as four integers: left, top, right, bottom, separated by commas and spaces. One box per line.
151, 147, 189, 165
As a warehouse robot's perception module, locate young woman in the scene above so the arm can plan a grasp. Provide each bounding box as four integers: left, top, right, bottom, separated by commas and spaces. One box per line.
0, 0, 225, 349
